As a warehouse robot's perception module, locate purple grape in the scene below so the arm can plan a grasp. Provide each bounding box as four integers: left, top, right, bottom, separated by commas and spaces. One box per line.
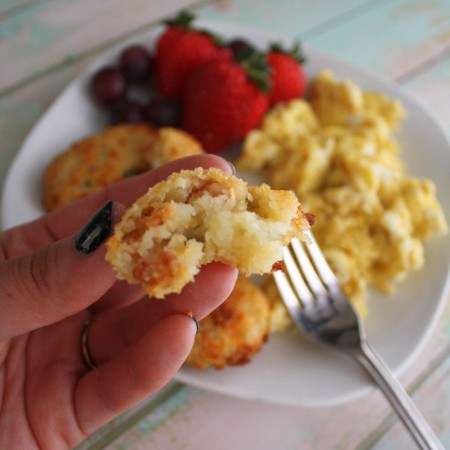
90, 67, 126, 106
228, 39, 255, 58
109, 98, 146, 125
119, 45, 155, 82
146, 95, 181, 127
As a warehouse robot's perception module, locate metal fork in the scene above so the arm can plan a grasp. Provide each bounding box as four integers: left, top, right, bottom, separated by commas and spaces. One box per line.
273, 232, 444, 450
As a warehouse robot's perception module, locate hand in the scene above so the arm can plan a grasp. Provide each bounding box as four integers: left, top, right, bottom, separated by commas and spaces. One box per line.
0, 155, 238, 449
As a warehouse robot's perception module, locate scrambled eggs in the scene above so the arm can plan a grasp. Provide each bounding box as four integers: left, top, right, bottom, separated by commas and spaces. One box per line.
238, 70, 448, 317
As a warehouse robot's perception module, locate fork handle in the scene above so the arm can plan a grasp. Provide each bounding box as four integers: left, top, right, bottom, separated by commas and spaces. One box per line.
351, 341, 444, 450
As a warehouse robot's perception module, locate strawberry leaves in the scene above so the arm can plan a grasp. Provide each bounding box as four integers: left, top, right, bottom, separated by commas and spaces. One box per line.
234, 47, 272, 93
163, 10, 195, 28
269, 41, 306, 64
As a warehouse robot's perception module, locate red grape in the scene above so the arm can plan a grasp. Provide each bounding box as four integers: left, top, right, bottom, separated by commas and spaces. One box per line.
228, 39, 255, 58
146, 95, 181, 127
119, 45, 154, 82
90, 67, 126, 106
109, 98, 146, 125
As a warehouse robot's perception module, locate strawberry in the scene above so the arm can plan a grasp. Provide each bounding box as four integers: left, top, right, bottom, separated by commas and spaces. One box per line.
267, 42, 306, 105
182, 50, 270, 153
156, 11, 231, 98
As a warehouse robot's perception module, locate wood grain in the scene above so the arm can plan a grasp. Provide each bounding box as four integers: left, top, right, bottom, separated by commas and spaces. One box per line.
0, 0, 205, 93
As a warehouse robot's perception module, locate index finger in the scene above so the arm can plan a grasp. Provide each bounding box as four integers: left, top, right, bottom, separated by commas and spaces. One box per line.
1, 154, 233, 259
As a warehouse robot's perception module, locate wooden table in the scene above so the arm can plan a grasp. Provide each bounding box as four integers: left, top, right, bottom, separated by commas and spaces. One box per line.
1, 1, 449, 449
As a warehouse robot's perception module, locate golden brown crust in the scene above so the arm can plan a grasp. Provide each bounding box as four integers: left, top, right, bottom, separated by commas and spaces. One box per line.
43, 124, 203, 211
186, 277, 271, 370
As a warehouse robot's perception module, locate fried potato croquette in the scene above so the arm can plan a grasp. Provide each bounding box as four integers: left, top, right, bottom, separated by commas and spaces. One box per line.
186, 276, 271, 370
44, 124, 203, 211
106, 167, 311, 299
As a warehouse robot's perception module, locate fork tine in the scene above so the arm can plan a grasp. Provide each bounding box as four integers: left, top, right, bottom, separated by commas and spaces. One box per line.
273, 270, 302, 318
291, 238, 328, 299
281, 246, 314, 304
303, 231, 339, 287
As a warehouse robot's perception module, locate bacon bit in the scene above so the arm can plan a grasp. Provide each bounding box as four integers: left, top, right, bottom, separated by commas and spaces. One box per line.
131, 249, 178, 287
143, 206, 172, 226
187, 180, 227, 202
123, 207, 173, 244
206, 181, 227, 197
186, 184, 204, 202
123, 217, 147, 242
271, 260, 286, 272
161, 250, 176, 266
132, 258, 150, 281
304, 212, 316, 226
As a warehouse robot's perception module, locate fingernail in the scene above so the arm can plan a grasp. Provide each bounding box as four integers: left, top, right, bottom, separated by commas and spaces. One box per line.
227, 161, 236, 175
187, 312, 200, 335
75, 201, 114, 254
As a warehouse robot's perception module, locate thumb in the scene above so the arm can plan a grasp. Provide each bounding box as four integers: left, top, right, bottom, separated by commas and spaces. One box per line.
0, 201, 123, 340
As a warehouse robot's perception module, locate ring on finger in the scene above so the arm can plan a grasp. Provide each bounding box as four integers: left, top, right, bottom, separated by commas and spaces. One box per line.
81, 315, 97, 370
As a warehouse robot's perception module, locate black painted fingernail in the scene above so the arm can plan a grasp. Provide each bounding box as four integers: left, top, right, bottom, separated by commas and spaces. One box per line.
187, 312, 200, 335
75, 201, 114, 254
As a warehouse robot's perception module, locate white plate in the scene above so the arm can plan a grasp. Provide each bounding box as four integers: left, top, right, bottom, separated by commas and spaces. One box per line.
2, 22, 450, 407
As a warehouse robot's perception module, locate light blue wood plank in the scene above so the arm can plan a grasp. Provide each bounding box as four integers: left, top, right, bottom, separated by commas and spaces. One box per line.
402, 55, 450, 128
0, 0, 36, 18
198, 0, 450, 82
306, 0, 450, 80
0, 1, 67, 57
0, 0, 204, 93
197, 0, 382, 38
75, 383, 188, 450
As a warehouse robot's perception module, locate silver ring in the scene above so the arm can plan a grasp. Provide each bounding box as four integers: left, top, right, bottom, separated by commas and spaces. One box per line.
81, 316, 97, 370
